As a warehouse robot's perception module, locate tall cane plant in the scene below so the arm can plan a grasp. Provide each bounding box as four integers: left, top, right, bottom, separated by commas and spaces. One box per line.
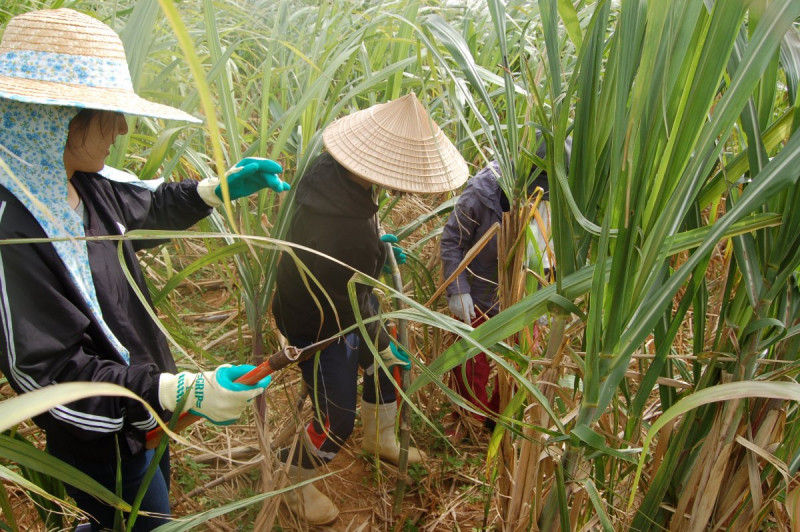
3, 0, 800, 530
413, 0, 800, 529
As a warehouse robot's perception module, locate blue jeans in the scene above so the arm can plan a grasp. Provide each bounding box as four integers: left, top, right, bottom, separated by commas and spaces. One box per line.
281, 333, 397, 468
48, 444, 171, 531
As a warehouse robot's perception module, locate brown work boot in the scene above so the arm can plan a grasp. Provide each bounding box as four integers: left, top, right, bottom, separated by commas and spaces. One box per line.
282, 465, 338, 525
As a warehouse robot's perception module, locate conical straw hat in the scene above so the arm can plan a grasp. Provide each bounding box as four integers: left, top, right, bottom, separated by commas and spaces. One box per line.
0, 8, 200, 123
323, 93, 468, 193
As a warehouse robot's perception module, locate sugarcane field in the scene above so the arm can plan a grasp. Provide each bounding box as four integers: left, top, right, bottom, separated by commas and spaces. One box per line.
1, 0, 800, 531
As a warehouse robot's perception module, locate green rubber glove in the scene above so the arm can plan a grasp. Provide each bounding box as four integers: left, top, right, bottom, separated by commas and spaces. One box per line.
158, 364, 272, 426
380, 234, 406, 273
215, 364, 273, 390
215, 157, 289, 201
379, 341, 411, 370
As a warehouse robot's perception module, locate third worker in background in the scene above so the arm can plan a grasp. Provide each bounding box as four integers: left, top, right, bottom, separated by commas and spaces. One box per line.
440, 136, 571, 435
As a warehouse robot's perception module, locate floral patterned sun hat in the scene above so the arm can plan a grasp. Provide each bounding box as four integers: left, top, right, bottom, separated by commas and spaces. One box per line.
0, 8, 200, 123
0, 8, 201, 366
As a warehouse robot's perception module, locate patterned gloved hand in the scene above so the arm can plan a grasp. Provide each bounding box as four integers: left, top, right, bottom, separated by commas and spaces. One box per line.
448, 292, 476, 323
158, 364, 272, 426
379, 341, 411, 370
380, 234, 406, 273
215, 157, 289, 201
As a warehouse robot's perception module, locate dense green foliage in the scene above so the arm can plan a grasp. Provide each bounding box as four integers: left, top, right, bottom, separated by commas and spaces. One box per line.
1, 0, 800, 530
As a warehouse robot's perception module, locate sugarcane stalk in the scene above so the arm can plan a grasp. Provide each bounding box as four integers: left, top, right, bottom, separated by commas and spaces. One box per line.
383, 239, 412, 515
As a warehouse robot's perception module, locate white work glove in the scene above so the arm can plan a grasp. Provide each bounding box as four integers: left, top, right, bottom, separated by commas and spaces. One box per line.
196, 177, 223, 207
158, 364, 271, 426
448, 293, 476, 323
380, 342, 411, 369
366, 342, 412, 376
196, 158, 288, 208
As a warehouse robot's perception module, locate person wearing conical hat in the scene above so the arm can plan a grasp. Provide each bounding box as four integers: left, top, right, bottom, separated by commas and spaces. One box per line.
271, 93, 468, 524
0, 8, 289, 530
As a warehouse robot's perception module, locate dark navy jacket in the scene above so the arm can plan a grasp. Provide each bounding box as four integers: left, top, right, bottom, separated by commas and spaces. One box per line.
440, 162, 506, 315
441, 139, 565, 315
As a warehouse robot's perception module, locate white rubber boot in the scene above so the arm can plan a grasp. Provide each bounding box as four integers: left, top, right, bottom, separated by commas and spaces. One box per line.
361, 401, 426, 465
282, 465, 339, 525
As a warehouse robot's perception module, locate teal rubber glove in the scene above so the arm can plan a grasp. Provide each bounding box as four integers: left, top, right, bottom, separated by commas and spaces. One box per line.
378, 341, 411, 370
380, 234, 406, 273
215, 157, 289, 201
215, 364, 273, 390
158, 364, 272, 426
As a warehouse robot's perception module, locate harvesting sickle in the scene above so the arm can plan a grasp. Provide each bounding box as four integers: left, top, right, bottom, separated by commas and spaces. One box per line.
145, 337, 336, 448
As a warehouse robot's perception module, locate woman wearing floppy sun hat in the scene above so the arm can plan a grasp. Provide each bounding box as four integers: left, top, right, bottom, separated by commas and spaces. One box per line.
0, 8, 289, 531
271, 93, 469, 524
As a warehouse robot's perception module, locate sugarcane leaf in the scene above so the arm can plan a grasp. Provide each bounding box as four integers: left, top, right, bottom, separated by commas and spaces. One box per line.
628, 381, 800, 509
557, 0, 582, 52
547, 293, 586, 322
151, 472, 336, 531
0, 383, 142, 433
0, 435, 128, 510
151, 241, 250, 305
741, 317, 785, 339
581, 478, 615, 532
605, 96, 800, 420
781, 28, 800, 106
699, 109, 795, 207
156, 0, 234, 224
732, 232, 764, 309
394, 196, 457, 242
0, 464, 77, 515
571, 424, 637, 464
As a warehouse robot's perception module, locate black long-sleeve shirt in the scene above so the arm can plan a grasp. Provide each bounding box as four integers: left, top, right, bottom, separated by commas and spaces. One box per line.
272, 152, 391, 351
0, 172, 211, 459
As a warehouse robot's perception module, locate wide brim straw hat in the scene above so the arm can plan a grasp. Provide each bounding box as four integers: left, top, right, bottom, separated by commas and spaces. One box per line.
323, 93, 468, 193
0, 8, 200, 123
